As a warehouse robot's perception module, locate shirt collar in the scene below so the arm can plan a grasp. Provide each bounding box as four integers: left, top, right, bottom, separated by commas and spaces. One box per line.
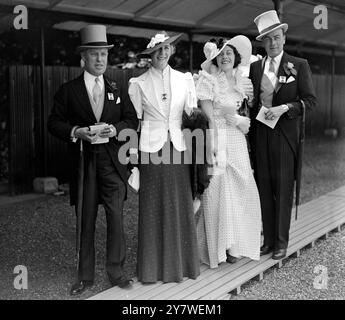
84, 70, 104, 89
267, 50, 284, 67
150, 65, 170, 78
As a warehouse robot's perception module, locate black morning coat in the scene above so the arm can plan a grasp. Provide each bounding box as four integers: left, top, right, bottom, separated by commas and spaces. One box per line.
47, 73, 139, 205
249, 52, 317, 212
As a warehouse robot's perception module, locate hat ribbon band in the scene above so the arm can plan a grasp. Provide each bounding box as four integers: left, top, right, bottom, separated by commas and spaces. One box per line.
81, 41, 110, 46
259, 23, 285, 36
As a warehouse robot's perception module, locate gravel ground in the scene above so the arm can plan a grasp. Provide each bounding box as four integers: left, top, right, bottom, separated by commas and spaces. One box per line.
0, 193, 139, 300
231, 227, 345, 300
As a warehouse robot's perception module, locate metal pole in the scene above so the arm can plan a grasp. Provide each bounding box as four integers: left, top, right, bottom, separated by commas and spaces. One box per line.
40, 27, 47, 176
189, 33, 193, 73
329, 49, 335, 128
273, 0, 283, 19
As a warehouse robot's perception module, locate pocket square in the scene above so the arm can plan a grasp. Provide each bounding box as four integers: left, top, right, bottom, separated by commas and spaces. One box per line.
287, 76, 295, 83
116, 96, 121, 104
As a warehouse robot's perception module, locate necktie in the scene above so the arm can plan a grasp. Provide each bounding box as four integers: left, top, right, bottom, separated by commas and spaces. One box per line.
269, 58, 275, 74
92, 77, 102, 105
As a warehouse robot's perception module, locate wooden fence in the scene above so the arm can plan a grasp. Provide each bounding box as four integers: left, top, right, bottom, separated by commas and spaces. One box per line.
7, 65, 345, 194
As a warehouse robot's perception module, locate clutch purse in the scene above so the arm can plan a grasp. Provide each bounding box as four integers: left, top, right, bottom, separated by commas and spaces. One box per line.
238, 98, 250, 117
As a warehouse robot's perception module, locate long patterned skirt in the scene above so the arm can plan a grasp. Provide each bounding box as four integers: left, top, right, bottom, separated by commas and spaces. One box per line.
137, 142, 200, 283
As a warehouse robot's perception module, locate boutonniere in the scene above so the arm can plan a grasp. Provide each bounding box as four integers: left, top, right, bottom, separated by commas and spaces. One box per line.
108, 81, 117, 92
283, 62, 297, 76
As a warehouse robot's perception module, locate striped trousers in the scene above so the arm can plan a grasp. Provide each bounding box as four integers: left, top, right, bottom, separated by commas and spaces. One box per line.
253, 121, 295, 250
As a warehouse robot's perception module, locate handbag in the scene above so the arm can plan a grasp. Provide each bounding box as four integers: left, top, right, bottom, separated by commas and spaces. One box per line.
238, 98, 252, 162
238, 98, 250, 117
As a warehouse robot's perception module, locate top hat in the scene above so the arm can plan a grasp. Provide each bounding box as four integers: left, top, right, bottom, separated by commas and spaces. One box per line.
201, 35, 252, 73
77, 25, 114, 52
254, 10, 288, 41
139, 31, 182, 56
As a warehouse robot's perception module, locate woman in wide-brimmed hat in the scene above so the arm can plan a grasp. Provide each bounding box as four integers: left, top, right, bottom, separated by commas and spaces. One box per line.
128, 31, 201, 283
194, 36, 262, 268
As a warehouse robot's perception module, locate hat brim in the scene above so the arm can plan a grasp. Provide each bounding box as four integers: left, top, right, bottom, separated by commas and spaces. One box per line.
201, 35, 252, 69
139, 34, 182, 56
227, 35, 252, 66
256, 23, 288, 41
77, 44, 114, 52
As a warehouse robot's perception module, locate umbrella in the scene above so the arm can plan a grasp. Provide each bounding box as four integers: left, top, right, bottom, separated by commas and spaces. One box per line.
76, 140, 84, 265
295, 100, 306, 220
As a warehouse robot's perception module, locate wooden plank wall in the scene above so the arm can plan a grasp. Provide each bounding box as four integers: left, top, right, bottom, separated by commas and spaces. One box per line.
307, 74, 332, 134
332, 75, 345, 131
45, 66, 70, 183
305, 74, 345, 135
7, 66, 345, 193
8, 66, 36, 194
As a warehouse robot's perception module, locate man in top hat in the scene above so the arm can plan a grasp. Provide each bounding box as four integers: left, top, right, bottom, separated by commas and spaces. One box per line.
48, 24, 138, 295
248, 10, 316, 260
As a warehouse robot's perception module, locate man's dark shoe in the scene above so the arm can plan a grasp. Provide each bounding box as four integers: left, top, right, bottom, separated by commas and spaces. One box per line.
260, 245, 274, 256
110, 276, 133, 289
70, 280, 93, 296
272, 248, 287, 260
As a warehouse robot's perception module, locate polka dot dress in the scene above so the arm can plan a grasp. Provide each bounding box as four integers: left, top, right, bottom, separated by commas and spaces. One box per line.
195, 69, 261, 268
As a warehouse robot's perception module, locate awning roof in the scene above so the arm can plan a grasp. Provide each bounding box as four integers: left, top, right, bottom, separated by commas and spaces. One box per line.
2, 0, 345, 53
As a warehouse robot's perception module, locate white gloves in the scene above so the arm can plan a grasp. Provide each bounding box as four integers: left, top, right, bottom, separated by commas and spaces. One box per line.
225, 114, 251, 134
235, 114, 251, 134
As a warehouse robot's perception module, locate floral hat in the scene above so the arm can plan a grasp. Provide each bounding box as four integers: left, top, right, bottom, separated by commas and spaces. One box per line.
139, 31, 182, 55
201, 35, 252, 73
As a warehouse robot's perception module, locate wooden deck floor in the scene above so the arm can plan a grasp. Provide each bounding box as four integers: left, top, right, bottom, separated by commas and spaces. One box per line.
89, 185, 345, 300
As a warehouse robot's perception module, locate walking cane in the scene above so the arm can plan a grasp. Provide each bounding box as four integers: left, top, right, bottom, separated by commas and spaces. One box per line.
76, 140, 84, 265
295, 100, 306, 220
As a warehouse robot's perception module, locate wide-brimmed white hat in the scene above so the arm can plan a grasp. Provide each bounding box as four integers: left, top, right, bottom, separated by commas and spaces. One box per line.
139, 31, 182, 56
201, 35, 252, 73
77, 25, 114, 52
254, 10, 288, 41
